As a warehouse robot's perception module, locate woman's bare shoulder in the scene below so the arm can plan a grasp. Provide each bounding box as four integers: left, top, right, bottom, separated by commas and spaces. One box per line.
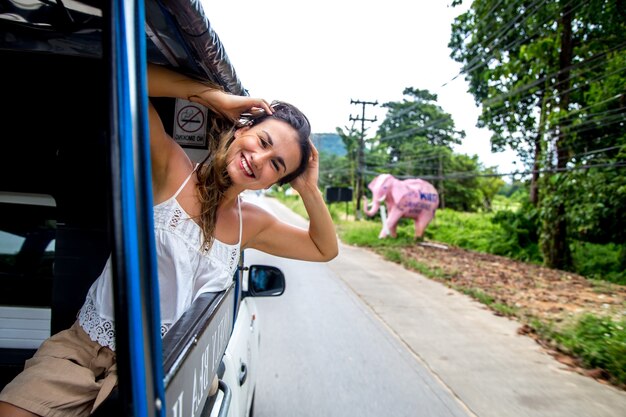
240, 199, 274, 222
240, 199, 276, 240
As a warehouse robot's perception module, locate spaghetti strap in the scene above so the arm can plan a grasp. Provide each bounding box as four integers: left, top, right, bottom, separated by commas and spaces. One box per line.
172, 163, 199, 199
237, 196, 243, 245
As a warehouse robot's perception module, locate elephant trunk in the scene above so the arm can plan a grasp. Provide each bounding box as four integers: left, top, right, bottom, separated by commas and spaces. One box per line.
363, 196, 382, 217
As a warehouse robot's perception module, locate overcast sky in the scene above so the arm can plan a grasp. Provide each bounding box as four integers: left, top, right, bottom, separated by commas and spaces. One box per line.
203, 0, 520, 173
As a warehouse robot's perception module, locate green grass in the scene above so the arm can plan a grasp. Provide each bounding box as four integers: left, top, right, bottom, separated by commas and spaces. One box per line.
377, 248, 452, 280
531, 315, 626, 387
456, 288, 519, 317
491, 194, 522, 212
425, 209, 503, 253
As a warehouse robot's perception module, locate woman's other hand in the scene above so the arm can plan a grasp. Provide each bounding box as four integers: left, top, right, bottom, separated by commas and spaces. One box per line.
290, 140, 319, 194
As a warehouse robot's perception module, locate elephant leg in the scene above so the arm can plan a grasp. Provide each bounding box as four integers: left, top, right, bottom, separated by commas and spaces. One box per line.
386, 210, 403, 238
414, 213, 432, 239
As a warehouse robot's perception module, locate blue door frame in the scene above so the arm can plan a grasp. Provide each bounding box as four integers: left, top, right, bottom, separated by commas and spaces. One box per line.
108, 1, 166, 416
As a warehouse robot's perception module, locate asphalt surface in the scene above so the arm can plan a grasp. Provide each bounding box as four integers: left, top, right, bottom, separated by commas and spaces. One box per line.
247, 192, 626, 417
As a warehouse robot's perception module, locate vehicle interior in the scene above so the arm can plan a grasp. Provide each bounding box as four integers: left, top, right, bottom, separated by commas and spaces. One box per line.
0, 0, 250, 412
0, 49, 111, 388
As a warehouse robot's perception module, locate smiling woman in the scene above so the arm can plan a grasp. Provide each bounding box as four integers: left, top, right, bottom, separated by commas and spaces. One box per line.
0, 1, 337, 416
229, 101, 312, 186
146, 63, 336, 261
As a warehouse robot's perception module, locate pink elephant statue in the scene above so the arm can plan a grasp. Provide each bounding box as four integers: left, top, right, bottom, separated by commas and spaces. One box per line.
363, 173, 439, 239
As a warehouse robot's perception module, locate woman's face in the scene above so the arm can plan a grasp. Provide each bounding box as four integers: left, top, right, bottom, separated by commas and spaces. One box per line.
226, 118, 302, 190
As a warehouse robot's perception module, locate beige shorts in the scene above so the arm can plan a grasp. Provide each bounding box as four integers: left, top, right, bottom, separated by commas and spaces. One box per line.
0, 320, 117, 417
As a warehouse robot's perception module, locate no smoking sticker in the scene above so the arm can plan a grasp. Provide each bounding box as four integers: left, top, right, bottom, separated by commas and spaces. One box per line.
173, 99, 208, 148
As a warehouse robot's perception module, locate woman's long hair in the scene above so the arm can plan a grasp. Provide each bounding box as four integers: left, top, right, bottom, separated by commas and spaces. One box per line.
195, 100, 311, 249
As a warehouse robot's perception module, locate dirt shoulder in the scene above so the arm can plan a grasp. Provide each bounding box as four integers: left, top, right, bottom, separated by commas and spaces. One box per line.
368, 241, 626, 387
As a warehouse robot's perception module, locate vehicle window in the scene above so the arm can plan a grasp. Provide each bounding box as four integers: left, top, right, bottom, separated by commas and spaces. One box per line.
0, 230, 26, 261
0, 196, 56, 307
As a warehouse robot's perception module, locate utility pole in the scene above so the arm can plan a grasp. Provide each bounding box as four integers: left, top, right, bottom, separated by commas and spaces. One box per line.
349, 99, 378, 219
438, 153, 445, 209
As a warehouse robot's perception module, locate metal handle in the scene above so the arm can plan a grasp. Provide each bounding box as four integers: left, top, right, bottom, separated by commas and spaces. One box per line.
216, 380, 231, 417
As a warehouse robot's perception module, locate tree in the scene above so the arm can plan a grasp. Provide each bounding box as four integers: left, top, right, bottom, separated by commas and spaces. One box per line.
374, 88, 465, 171
442, 153, 484, 211
365, 88, 492, 212
335, 125, 361, 209
449, 0, 626, 270
318, 152, 352, 191
478, 168, 506, 211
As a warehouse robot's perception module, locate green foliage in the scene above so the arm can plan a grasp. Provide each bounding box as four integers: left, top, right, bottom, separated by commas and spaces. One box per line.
555, 315, 626, 386
491, 195, 521, 212
564, 168, 626, 246
477, 168, 506, 210
490, 203, 542, 262
331, 125, 360, 194
571, 242, 626, 285
423, 209, 504, 254
380, 248, 402, 264
460, 287, 494, 305
318, 152, 353, 191
336, 219, 415, 248
498, 181, 526, 198
326, 200, 354, 223
376, 87, 465, 155
345, 206, 540, 264
449, 0, 626, 270
441, 153, 483, 211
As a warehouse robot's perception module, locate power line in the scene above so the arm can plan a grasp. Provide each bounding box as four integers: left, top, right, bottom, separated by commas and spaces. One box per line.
373, 58, 625, 153
367, 160, 626, 182
445, 0, 589, 88
482, 42, 626, 108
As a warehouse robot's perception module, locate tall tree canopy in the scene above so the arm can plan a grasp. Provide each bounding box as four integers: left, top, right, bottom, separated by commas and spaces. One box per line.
449, 0, 626, 269
374, 87, 465, 169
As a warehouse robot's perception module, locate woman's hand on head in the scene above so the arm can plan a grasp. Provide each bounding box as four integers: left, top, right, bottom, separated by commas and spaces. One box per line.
290, 140, 319, 194
189, 90, 273, 121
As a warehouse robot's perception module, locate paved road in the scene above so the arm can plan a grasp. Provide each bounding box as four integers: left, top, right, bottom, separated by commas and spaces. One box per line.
243, 192, 626, 417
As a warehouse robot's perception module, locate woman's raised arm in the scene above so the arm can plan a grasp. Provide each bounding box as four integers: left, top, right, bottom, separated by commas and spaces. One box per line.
245, 143, 339, 262
147, 64, 272, 120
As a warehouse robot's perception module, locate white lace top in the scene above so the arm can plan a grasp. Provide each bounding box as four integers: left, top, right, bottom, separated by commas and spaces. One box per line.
78, 166, 241, 351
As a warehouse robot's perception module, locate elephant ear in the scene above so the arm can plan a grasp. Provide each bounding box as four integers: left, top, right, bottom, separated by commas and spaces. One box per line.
368, 173, 389, 193
389, 177, 405, 203
368, 174, 393, 199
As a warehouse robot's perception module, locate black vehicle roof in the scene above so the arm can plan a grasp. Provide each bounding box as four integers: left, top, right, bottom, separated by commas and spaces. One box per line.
0, 0, 247, 95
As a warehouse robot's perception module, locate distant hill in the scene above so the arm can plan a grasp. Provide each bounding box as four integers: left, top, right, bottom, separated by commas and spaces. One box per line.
311, 133, 346, 157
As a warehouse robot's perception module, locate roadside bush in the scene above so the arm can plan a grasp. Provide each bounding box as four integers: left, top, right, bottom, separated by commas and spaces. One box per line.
571, 242, 626, 285
425, 209, 500, 253
554, 315, 626, 386
489, 204, 542, 263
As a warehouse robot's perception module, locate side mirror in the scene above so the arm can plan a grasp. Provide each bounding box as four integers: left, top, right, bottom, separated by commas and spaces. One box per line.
247, 265, 285, 297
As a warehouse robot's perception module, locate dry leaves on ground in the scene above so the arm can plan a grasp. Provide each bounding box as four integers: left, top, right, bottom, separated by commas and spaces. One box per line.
373, 241, 626, 386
